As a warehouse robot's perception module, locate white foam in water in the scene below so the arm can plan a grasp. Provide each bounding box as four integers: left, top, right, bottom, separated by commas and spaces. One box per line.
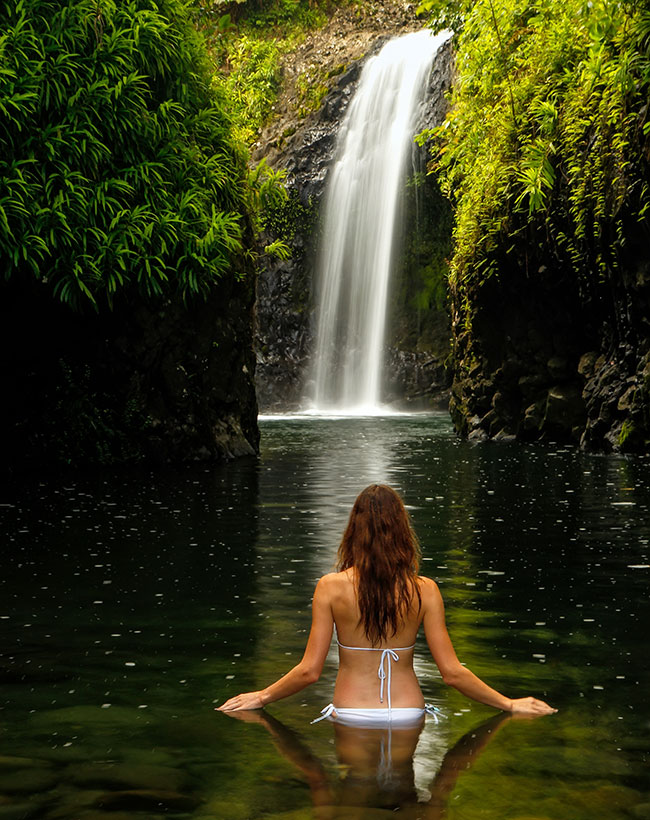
259, 406, 428, 421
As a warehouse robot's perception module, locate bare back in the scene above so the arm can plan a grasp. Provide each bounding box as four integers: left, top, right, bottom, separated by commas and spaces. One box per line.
325, 568, 427, 709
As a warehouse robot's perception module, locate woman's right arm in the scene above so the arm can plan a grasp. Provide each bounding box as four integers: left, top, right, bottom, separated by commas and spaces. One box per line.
421, 578, 556, 716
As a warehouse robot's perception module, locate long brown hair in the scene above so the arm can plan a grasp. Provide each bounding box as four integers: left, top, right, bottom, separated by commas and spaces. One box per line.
337, 484, 422, 645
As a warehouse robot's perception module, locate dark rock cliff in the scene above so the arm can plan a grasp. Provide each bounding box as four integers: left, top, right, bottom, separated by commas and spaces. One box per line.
2, 271, 258, 472
255, 35, 455, 411
449, 229, 650, 453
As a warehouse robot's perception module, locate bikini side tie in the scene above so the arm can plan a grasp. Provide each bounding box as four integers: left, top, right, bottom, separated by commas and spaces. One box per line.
424, 704, 445, 724
311, 703, 336, 724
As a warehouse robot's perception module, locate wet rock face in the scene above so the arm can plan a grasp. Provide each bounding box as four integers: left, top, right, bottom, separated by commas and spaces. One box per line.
384, 347, 451, 409
449, 248, 650, 453
279, 59, 365, 207
1, 270, 259, 469
255, 37, 455, 411
255, 257, 313, 413
120, 273, 259, 462
254, 59, 366, 411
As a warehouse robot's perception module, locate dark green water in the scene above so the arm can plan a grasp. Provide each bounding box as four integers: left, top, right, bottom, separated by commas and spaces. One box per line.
1, 413, 649, 819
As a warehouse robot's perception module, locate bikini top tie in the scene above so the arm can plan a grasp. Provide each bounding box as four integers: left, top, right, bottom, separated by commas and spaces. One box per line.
337, 640, 415, 709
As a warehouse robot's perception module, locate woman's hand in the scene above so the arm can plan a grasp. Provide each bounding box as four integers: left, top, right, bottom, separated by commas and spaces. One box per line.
216, 691, 265, 711
507, 696, 557, 715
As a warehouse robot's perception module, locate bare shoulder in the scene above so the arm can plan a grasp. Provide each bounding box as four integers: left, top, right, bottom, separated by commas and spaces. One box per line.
314, 570, 347, 594
314, 570, 355, 606
417, 576, 444, 605
316, 571, 344, 585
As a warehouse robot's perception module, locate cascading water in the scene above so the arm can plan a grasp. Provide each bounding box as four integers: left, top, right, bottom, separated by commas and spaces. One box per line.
310, 29, 450, 414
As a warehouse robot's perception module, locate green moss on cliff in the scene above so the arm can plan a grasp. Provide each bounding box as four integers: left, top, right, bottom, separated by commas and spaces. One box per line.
390, 172, 453, 356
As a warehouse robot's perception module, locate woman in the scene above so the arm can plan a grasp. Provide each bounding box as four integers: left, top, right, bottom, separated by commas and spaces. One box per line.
218, 484, 556, 720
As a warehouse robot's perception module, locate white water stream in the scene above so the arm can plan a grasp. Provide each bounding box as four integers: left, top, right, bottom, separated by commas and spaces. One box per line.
309, 29, 450, 414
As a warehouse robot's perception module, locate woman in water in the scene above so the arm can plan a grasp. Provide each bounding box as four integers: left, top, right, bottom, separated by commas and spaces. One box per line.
218, 484, 556, 721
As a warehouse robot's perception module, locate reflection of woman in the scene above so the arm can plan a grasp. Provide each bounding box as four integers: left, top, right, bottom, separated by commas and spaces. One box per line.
218, 484, 556, 720
225, 709, 512, 817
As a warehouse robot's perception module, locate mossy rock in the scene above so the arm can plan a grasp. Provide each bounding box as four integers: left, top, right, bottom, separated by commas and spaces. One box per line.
0, 768, 58, 795
195, 798, 250, 819
68, 762, 189, 792
326, 63, 346, 78
0, 804, 46, 820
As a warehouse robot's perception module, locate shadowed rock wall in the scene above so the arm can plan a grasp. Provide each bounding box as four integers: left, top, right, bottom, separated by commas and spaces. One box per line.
449, 231, 650, 452
1, 271, 259, 471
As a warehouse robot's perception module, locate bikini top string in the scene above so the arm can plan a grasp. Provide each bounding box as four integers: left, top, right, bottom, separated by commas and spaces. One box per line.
336, 640, 416, 710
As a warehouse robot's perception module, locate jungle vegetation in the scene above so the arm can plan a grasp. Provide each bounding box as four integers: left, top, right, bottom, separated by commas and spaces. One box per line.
418, 0, 650, 310
195, 0, 341, 145
0, 0, 275, 311
0, 0, 349, 313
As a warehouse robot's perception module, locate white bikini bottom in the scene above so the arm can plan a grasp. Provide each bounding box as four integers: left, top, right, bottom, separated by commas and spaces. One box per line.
312, 703, 442, 728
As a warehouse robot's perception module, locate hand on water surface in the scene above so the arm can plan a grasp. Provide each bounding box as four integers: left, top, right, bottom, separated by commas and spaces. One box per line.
507, 696, 557, 716
216, 691, 265, 711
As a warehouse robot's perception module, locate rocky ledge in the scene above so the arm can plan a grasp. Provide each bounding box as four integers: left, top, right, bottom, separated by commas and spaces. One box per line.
1, 269, 259, 470
449, 247, 650, 453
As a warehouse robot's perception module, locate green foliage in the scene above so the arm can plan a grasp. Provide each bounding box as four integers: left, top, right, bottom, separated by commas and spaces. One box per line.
391, 173, 453, 354
0, 0, 250, 310
194, 0, 342, 144
618, 418, 635, 449
295, 67, 330, 118
248, 158, 288, 215
222, 34, 285, 144
421, 0, 650, 296
262, 187, 316, 245
197, 0, 328, 30
263, 237, 292, 259
246, 157, 293, 259
416, 0, 466, 35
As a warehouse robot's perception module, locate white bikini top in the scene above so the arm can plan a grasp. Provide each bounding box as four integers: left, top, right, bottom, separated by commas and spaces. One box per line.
336, 639, 416, 710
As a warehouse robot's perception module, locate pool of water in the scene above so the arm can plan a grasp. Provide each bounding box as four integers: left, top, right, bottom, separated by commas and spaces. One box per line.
1, 413, 649, 819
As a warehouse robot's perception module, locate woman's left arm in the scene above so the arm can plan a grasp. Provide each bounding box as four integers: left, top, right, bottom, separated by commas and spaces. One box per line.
217, 575, 335, 711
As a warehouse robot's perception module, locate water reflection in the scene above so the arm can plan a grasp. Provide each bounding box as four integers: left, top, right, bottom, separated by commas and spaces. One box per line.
0, 415, 649, 818
258, 414, 455, 568
224, 709, 511, 818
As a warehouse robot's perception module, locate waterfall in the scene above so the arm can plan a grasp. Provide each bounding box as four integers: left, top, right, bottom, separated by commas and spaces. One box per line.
309, 29, 451, 414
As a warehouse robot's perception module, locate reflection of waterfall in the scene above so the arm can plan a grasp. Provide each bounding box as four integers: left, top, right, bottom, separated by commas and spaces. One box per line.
306, 419, 395, 577
310, 29, 451, 414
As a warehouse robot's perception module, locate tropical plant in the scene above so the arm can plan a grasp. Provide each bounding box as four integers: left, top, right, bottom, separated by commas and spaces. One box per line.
419, 0, 650, 302
0, 0, 251, 310
194, 0, 343, 144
